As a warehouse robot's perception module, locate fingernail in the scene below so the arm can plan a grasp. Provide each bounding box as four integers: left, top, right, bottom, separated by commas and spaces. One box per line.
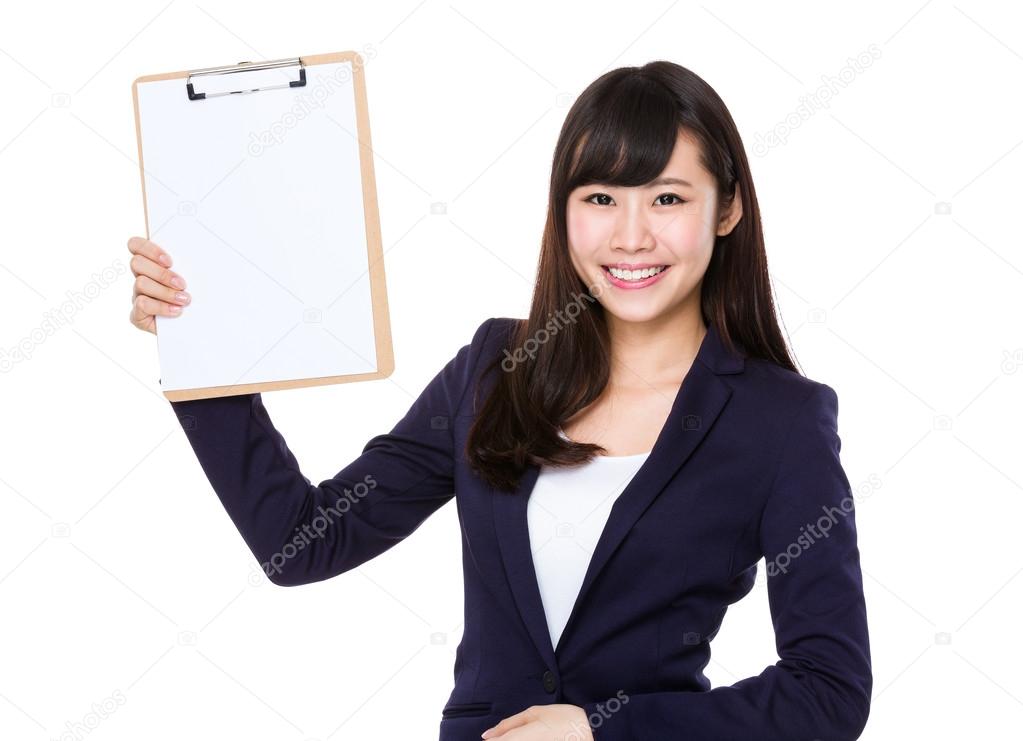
481, 730, 492, 739
169, 305, 181, 314
160, 254, 172, 266
171, 276, 185, 289
175, 292, 190, 304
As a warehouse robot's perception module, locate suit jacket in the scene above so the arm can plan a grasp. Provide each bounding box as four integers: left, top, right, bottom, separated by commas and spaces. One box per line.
170, 316, 872, 740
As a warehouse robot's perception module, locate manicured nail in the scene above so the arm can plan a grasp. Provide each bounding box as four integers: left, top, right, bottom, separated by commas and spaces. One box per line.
159, 254, 172, 266
175, 292, 190, 304
169, 305, 181, 314
171, 275, 185, 289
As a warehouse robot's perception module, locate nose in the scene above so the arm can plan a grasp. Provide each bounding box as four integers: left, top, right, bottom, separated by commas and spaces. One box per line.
610, 203, 656, 254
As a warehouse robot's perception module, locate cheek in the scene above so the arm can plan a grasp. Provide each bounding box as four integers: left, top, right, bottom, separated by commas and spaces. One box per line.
661, 203, 717, 256
567, 203, 602, 252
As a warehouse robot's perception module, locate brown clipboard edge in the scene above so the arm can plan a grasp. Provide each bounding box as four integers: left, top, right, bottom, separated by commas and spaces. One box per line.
131, 51, 394, 402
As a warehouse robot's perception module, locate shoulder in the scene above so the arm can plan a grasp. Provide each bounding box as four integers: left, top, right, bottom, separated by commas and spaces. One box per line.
733, 357, 842, 446
455, 316, 517, 356
465, 316, 524, 362
476, 316, 522, 344
454, 316, 524, 379
742, 356, 835, 404
464, 319, 842, 431
450, 317, 524, 414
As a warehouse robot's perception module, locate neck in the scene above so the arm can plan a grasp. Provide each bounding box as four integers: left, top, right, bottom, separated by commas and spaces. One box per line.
604, 305, 706, 390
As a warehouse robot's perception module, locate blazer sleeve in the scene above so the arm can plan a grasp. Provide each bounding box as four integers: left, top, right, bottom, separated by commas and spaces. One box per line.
168, 316, 496, 587
582, 383, 872, 741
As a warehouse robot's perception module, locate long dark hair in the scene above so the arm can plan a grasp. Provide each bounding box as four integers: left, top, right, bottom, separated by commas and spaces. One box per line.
466, 60, 798, 493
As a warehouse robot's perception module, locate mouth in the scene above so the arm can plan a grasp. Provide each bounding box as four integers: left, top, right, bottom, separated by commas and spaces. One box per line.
600, 264, 671, 289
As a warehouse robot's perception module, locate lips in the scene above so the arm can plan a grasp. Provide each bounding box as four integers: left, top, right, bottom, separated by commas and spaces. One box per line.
602, 263, 667, 271
600, 264, 671, 289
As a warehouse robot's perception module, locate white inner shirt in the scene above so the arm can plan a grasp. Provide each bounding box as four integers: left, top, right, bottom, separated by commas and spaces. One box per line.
526, 431, 651, 651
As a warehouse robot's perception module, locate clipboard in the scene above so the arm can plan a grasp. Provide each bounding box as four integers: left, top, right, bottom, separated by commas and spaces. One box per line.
132, 51, 393, 402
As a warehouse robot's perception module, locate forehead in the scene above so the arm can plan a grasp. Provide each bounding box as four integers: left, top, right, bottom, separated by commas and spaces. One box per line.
568, 127, 710, 190
662, 131, 705, 177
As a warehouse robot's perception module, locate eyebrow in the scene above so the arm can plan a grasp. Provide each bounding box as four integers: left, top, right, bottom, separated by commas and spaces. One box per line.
645, 177, 693, 188
583, 176, 695, 190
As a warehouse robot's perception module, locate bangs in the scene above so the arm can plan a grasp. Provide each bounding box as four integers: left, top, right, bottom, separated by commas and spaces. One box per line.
566, 75, 682, 190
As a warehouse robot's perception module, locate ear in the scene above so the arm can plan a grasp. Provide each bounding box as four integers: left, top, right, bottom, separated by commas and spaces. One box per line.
716, 183, 743, 237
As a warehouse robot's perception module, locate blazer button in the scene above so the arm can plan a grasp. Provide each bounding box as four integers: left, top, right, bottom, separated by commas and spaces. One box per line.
542, 669, 556, 693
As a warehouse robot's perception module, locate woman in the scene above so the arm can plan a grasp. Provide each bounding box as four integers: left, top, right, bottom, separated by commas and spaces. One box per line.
128, 61, 872, 740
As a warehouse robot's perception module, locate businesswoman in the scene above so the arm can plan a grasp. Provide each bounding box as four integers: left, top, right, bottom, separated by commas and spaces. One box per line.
128, 61, 872, 740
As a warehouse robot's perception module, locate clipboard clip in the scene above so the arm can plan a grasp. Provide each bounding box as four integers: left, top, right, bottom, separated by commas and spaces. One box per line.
186, 57, 307, 100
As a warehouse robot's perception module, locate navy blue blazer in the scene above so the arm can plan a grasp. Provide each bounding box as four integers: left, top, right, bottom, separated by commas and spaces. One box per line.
170, 316, 872, 740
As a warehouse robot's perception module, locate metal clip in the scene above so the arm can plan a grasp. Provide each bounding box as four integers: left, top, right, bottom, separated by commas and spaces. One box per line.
186, 57, 306, 100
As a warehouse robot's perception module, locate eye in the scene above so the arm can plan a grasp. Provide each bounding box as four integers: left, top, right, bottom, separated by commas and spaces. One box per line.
583, 192, 687, 206
654, 193, 687, 205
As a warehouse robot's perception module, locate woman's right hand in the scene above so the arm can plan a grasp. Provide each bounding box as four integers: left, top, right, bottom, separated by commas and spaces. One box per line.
127, 236, 191, 335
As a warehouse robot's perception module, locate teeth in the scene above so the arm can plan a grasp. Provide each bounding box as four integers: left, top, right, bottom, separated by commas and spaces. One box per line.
606, 265, 666, 281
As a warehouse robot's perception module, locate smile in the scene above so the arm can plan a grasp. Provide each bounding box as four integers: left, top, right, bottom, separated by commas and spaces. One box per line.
601, 264, 670, 289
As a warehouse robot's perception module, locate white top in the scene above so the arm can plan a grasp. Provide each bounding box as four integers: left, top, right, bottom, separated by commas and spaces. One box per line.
526, 431, 651, 651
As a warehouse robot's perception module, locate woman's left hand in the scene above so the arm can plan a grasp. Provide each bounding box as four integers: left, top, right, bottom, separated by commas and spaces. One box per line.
480, 703, 593, 739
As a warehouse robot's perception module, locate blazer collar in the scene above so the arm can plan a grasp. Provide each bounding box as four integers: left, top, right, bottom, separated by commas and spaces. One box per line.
490, 319, 745, 671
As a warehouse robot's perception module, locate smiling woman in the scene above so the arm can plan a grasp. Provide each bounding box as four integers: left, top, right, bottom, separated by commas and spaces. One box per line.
132, 58, 870, 741
467, 61, 775, 492
569, 131, 738, 301
461, 60, 870, 741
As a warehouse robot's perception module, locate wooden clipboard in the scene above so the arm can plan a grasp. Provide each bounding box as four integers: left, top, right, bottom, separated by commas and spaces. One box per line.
132, 51, 393, 401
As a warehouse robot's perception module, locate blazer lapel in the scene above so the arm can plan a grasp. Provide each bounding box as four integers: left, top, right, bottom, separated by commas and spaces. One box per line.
490, 320, 745, 668
491, 464, 556, 670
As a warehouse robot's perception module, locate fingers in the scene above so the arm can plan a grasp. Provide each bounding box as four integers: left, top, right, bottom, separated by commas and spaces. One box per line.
481, 707, 535, 738
127, 236, 172, 268
130, 291, 183, 326
134, 273, 190, 308
126, 236, 190, 334
127, 236, 187, 297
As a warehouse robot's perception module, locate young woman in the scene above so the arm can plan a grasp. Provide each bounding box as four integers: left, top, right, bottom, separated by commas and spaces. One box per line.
128, 61, 872, 740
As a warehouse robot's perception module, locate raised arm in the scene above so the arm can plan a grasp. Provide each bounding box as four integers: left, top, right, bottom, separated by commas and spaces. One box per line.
582, 383, 872, 740
170, 317, 496, 587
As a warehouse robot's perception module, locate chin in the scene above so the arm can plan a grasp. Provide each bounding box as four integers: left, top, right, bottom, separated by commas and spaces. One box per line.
600, 303, 670, 325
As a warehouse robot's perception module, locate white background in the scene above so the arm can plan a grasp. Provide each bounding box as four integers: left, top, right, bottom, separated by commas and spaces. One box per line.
1, 1, 1021, 739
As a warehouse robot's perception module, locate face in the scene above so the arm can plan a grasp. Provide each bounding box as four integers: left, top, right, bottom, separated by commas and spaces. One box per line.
566, 130, 741, 325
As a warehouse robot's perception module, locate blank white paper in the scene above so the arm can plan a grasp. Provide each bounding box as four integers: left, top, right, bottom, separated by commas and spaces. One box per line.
136, 60, 379, 393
